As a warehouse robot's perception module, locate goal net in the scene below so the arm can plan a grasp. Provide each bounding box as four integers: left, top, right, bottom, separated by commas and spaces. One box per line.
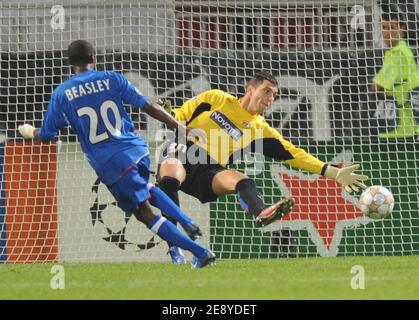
0, 0, 418, 262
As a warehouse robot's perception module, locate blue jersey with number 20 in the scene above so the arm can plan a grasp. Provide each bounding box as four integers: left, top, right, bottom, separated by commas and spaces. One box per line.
38, 70, 150, 185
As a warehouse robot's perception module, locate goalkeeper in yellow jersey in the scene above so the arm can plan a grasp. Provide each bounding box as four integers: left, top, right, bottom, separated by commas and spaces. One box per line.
157, 71, 368, 264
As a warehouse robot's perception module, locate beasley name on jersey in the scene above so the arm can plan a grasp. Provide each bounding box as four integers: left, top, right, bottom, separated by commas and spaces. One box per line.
64, 79, 111, 101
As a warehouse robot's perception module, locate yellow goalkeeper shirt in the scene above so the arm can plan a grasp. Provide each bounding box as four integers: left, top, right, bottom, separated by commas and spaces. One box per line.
172, 89, 327, 175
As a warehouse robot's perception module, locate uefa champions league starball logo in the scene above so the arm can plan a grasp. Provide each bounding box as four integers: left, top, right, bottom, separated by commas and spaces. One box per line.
89, 178, 161, 251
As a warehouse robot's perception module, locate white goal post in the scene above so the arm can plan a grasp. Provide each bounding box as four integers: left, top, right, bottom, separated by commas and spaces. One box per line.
0, 0, 418, 262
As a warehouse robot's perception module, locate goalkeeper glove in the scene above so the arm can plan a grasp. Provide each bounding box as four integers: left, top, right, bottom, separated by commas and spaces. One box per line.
324, 164, 368, 193
18, 124, 36, 139
157, 98, 173, 114
185, 127, 207, 144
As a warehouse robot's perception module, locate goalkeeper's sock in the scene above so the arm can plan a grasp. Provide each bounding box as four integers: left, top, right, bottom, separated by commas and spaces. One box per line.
156, 176, 181, 226
148, 183, 193, 231
148, 216, 206, 257
235, 178, 265, 218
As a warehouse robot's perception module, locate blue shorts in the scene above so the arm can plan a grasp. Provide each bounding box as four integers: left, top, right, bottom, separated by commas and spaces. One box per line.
107, 155, 151, 212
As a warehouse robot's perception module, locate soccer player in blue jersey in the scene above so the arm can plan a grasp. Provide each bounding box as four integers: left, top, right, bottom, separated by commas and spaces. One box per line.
18, 40, 215, 268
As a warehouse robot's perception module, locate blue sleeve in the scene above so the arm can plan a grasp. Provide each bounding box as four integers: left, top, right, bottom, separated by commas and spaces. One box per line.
113, 72, 149, 109
38, 89, 69, 140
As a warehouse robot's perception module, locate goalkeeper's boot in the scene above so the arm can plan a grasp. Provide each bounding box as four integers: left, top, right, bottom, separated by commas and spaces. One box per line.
183, 221, 203, 240
255, 197, 295, 228
191, 249, 216, 269
168, 246, 187, 265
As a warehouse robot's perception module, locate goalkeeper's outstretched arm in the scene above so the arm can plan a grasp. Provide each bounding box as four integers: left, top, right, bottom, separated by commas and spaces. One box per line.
264, 126, 369, 193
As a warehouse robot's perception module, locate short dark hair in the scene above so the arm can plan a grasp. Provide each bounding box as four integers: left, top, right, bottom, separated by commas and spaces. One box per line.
68, 40, 95, 66
381, 4, 407, 28
247, 71, 278, 87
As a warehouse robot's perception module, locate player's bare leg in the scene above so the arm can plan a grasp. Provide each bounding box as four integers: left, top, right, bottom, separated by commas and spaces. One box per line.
211, 169, 248, 194
212, 170, 295, 227
132, 201, 157, 225
157, 157, 186, 218
159, 157, 187, 185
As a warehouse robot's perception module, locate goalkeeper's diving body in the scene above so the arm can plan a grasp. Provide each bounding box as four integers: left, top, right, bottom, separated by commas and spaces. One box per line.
17, 40, 215, 268
157, 71, 369, 264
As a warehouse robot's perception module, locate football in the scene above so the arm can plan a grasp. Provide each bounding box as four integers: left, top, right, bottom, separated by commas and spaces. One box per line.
359, 186, 395, 219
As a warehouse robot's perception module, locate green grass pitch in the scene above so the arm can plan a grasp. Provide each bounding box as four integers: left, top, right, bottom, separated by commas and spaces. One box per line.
0, 256, 417, 300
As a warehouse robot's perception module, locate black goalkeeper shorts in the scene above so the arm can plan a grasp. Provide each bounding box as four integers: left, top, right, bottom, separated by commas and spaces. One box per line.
157, 140, 226, 203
